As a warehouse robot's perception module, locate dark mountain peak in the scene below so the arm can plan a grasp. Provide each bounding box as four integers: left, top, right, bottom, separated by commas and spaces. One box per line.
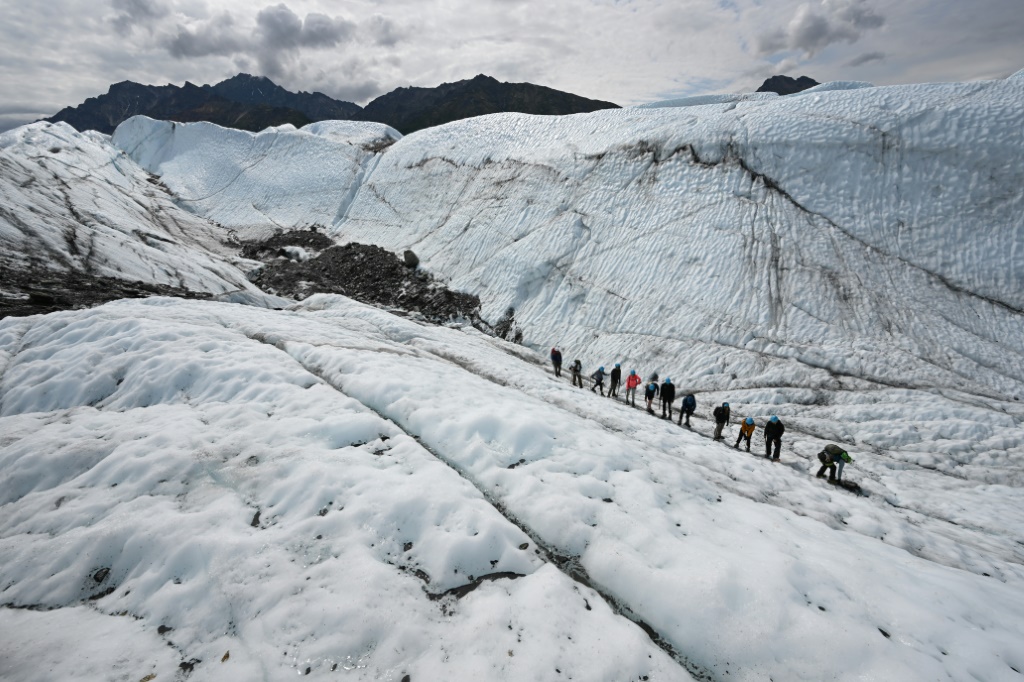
361, 73, 619, 134
756, 75, 820, 96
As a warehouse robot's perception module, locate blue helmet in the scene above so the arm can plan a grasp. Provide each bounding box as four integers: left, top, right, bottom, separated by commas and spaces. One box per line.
665, 378, 672, 383
599, 366, 605, 372
770, 415, 779, 423
629, 369, 636, 375
615, 363, 620, 368
745, 417, 754, 425
723, 402, 729, 407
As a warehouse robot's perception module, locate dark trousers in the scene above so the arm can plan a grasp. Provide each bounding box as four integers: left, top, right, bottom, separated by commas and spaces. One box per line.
735, 432, 751, 450
553, 362, 561, 377
609, 379, 619, 397
591, 380, 604, 396
661, 399, 672, 420
678, 407, 693, 426
766, 437, 781, 460
713, 421, 726, 440
571, 370, 583, 388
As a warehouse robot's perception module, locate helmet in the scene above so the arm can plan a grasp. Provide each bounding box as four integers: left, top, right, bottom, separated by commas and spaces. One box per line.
599, 366, 604, 372
666, 378, 672, 383
630, 369, 636, 375
723, 402, 729, 407
615, 363, 620, 368
745, 417, 754, 425
770, 415, 779, 423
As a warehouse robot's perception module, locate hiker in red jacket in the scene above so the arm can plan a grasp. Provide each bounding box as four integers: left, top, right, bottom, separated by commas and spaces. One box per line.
624, 369, 642, 407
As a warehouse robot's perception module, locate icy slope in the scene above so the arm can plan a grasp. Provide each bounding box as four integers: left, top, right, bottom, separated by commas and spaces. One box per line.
2, 296, 1023, 681
0, 122, 259, 297
114, 118, 401, 238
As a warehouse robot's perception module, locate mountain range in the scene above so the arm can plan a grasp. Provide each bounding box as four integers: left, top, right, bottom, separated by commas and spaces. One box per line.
46, 73, 620, 135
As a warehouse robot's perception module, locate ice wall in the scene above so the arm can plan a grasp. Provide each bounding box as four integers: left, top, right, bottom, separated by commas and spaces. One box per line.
332, 77, 1024, 402
114, 117, 401, 238
0, 122, 257, 295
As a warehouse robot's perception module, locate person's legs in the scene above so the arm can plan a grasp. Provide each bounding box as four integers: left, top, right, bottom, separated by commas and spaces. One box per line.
714, 422, 724, 440
743, 434, 751, 451
772, 437, 781, 460
836, 459, 845, 480
685, 408, 692, 427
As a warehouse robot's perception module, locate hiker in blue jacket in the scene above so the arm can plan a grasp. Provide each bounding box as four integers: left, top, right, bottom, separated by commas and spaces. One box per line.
644, 380, 660, 414
591, 366, 606, 396
677, 393, 696, 427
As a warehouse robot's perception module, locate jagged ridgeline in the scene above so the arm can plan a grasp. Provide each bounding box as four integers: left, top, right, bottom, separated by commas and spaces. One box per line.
46, 73, 619, 135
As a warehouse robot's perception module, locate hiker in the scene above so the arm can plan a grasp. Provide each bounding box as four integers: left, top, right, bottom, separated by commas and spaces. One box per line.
591, 366, 606, 396
764, 415, 785, 460
570, 359, 583, 388
644, 380, 660, 414
625, 370, 642, 407
609, 364, 622, 398
816, 443, 853, 482
660, 378, 676, 420
712, 402, 731, 440
550, 347, 563, 377
735, 417, 755, 451
647, 371, 659, 385
678, 393, 696, 427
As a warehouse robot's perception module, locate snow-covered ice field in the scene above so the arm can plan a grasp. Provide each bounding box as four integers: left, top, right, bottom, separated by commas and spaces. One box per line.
2, 71, 1024, 680
2, 296, 1023, 681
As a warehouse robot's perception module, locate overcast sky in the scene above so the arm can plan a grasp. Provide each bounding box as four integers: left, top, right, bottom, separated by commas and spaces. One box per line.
1, 0, 1022, 132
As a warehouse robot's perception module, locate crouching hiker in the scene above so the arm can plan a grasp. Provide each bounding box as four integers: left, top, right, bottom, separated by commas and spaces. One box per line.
660, 378, 675, 420
764, 415, 785, 460
609, 364, 622, 397
678, 393, 696, 427
625, 370, 641, 407
644, 381, 660, 414
550, 347, 563, 377
571, 359, 583, 388
816, 444, 853, 483
735, 417, 755, 451
712, 402, 730, 440
591, 366, 606, 396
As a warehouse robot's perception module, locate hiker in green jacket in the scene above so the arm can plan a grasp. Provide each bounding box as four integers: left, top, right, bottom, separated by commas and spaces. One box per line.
816, 444, 853, 483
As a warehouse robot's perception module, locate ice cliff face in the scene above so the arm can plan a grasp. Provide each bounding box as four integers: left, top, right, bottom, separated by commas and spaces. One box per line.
113, 118, 401, 238
334, 78, 1024, 362
0, 122, 256, 296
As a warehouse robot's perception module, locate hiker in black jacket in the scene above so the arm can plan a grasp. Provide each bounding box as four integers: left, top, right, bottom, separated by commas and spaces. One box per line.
570, 359, 583, 388
764, 415, 785, 460
712, 402, 730, 440
660, 378, 676, 420
608, 364, 622, 398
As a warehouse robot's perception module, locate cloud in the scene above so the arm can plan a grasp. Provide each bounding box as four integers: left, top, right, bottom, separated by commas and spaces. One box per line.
846, 50, 886, 67
164, 12, 247, 58
757, 0, 885, 57
110, 0, 169, 36
366, 15, 403, 48
160, 4, 362, 78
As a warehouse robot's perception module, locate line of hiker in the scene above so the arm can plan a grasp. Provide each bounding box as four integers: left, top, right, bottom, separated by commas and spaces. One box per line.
550, 347, 856, 483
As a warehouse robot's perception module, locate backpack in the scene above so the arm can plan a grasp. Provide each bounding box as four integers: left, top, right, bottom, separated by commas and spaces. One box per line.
683, 394, 696, 410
